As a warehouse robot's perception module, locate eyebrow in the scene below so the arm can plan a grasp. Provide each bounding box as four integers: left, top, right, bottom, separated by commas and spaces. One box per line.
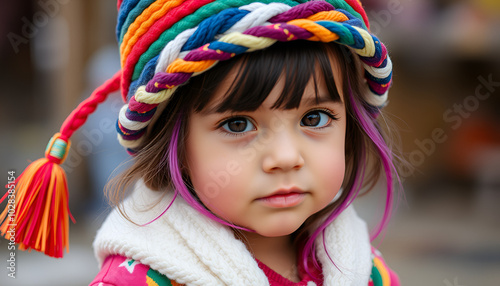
201, 103, 227, 115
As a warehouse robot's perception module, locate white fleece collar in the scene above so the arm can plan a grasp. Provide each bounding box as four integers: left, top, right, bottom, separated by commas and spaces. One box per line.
93, 181, 372, 285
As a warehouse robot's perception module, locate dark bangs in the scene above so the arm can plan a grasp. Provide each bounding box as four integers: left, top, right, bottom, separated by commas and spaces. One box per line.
176, 40, 344, 114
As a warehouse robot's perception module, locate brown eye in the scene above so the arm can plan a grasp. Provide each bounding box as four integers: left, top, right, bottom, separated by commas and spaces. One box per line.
300, 110, 332, 128
222, 117, 255, 133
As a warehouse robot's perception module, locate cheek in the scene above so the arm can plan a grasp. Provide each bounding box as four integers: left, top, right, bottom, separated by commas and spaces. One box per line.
186, 137, 228, 201
189, 159, 227, 201
307, 133, 346, 199
187, 150, 249, 219
319, 149, 346, 191
186, 128, 247, 206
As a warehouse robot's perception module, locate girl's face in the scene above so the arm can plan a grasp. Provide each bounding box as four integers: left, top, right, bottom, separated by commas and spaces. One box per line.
185, 64, 346, 237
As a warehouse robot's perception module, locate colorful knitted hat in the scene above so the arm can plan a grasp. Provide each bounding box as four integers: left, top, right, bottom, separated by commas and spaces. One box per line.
0, 0, 392, 258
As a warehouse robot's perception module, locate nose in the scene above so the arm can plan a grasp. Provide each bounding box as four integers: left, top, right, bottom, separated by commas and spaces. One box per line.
261, 128, 305, 173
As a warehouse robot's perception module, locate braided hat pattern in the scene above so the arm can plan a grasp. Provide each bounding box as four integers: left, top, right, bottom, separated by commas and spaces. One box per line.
116, 0, 393, 153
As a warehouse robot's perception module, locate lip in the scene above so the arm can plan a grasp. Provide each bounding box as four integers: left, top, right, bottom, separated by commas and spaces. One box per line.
257, 188, 306, 208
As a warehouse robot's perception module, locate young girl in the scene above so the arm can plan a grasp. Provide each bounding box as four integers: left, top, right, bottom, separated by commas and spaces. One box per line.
1, 0, 400, 285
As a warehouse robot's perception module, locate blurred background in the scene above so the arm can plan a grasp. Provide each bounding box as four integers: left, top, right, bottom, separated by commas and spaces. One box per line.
0, 0, 499, 285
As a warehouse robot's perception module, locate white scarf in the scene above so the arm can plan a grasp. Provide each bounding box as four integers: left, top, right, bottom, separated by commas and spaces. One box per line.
93, 180, 372, 285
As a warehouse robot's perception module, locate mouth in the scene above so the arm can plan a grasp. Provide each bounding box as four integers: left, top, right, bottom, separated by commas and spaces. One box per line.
257, 188, 306, 208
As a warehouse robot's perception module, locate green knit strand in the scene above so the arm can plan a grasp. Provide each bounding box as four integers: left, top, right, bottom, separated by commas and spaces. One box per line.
328, 0, 366, 29
146, 268, 174, 286
371, 264, 383, 286
316, 20, 354, 46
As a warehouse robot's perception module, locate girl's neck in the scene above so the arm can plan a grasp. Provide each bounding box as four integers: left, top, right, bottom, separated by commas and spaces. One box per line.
236, 231, 300, 282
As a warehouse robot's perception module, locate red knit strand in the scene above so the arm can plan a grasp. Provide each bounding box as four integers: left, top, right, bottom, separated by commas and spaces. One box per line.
60, 71, 122, 139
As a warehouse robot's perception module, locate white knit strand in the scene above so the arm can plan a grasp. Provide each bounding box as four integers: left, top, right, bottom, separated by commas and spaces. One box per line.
118, 104, 151, 130
156, 27, 197, 73
363, 55, 392, 79
224, 3, 291, 34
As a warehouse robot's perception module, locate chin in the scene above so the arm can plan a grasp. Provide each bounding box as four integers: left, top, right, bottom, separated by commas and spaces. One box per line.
256, 222, 304, 238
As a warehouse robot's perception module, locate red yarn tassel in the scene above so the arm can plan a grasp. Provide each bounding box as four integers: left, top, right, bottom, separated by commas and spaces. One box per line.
0, 71, 121, 258
0, 134, 74, 258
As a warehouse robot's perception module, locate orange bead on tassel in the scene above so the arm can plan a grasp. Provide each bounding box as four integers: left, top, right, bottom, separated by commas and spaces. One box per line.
0, 133, 75, 258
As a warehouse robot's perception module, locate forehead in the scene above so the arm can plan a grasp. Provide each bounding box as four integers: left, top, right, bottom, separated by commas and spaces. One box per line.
197, 42, 346, 115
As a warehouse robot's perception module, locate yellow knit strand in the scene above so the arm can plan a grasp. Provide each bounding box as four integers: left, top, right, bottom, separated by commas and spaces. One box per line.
219, 32, 277, 51
307, 11, 349, 22
134, 85, 177, 105
166, 58, 217, 73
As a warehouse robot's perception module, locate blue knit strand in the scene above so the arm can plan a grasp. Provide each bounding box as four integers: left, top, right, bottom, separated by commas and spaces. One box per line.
182, 8, 250, 51
116, 0, 142, 41
128, 55, 159, 100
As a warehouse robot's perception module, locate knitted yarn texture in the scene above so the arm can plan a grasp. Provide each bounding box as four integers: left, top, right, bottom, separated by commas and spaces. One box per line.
115, 0, 393, 154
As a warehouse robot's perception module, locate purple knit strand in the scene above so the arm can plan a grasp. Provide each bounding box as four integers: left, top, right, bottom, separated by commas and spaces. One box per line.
146, 72, 192, 93
243, 23, 313, 41
269, 1, 334, 23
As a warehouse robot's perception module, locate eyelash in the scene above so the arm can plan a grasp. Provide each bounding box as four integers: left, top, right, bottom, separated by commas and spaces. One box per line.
306, 108, 339, 130
216, 116, 256, 138
216, 108, 339, 137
